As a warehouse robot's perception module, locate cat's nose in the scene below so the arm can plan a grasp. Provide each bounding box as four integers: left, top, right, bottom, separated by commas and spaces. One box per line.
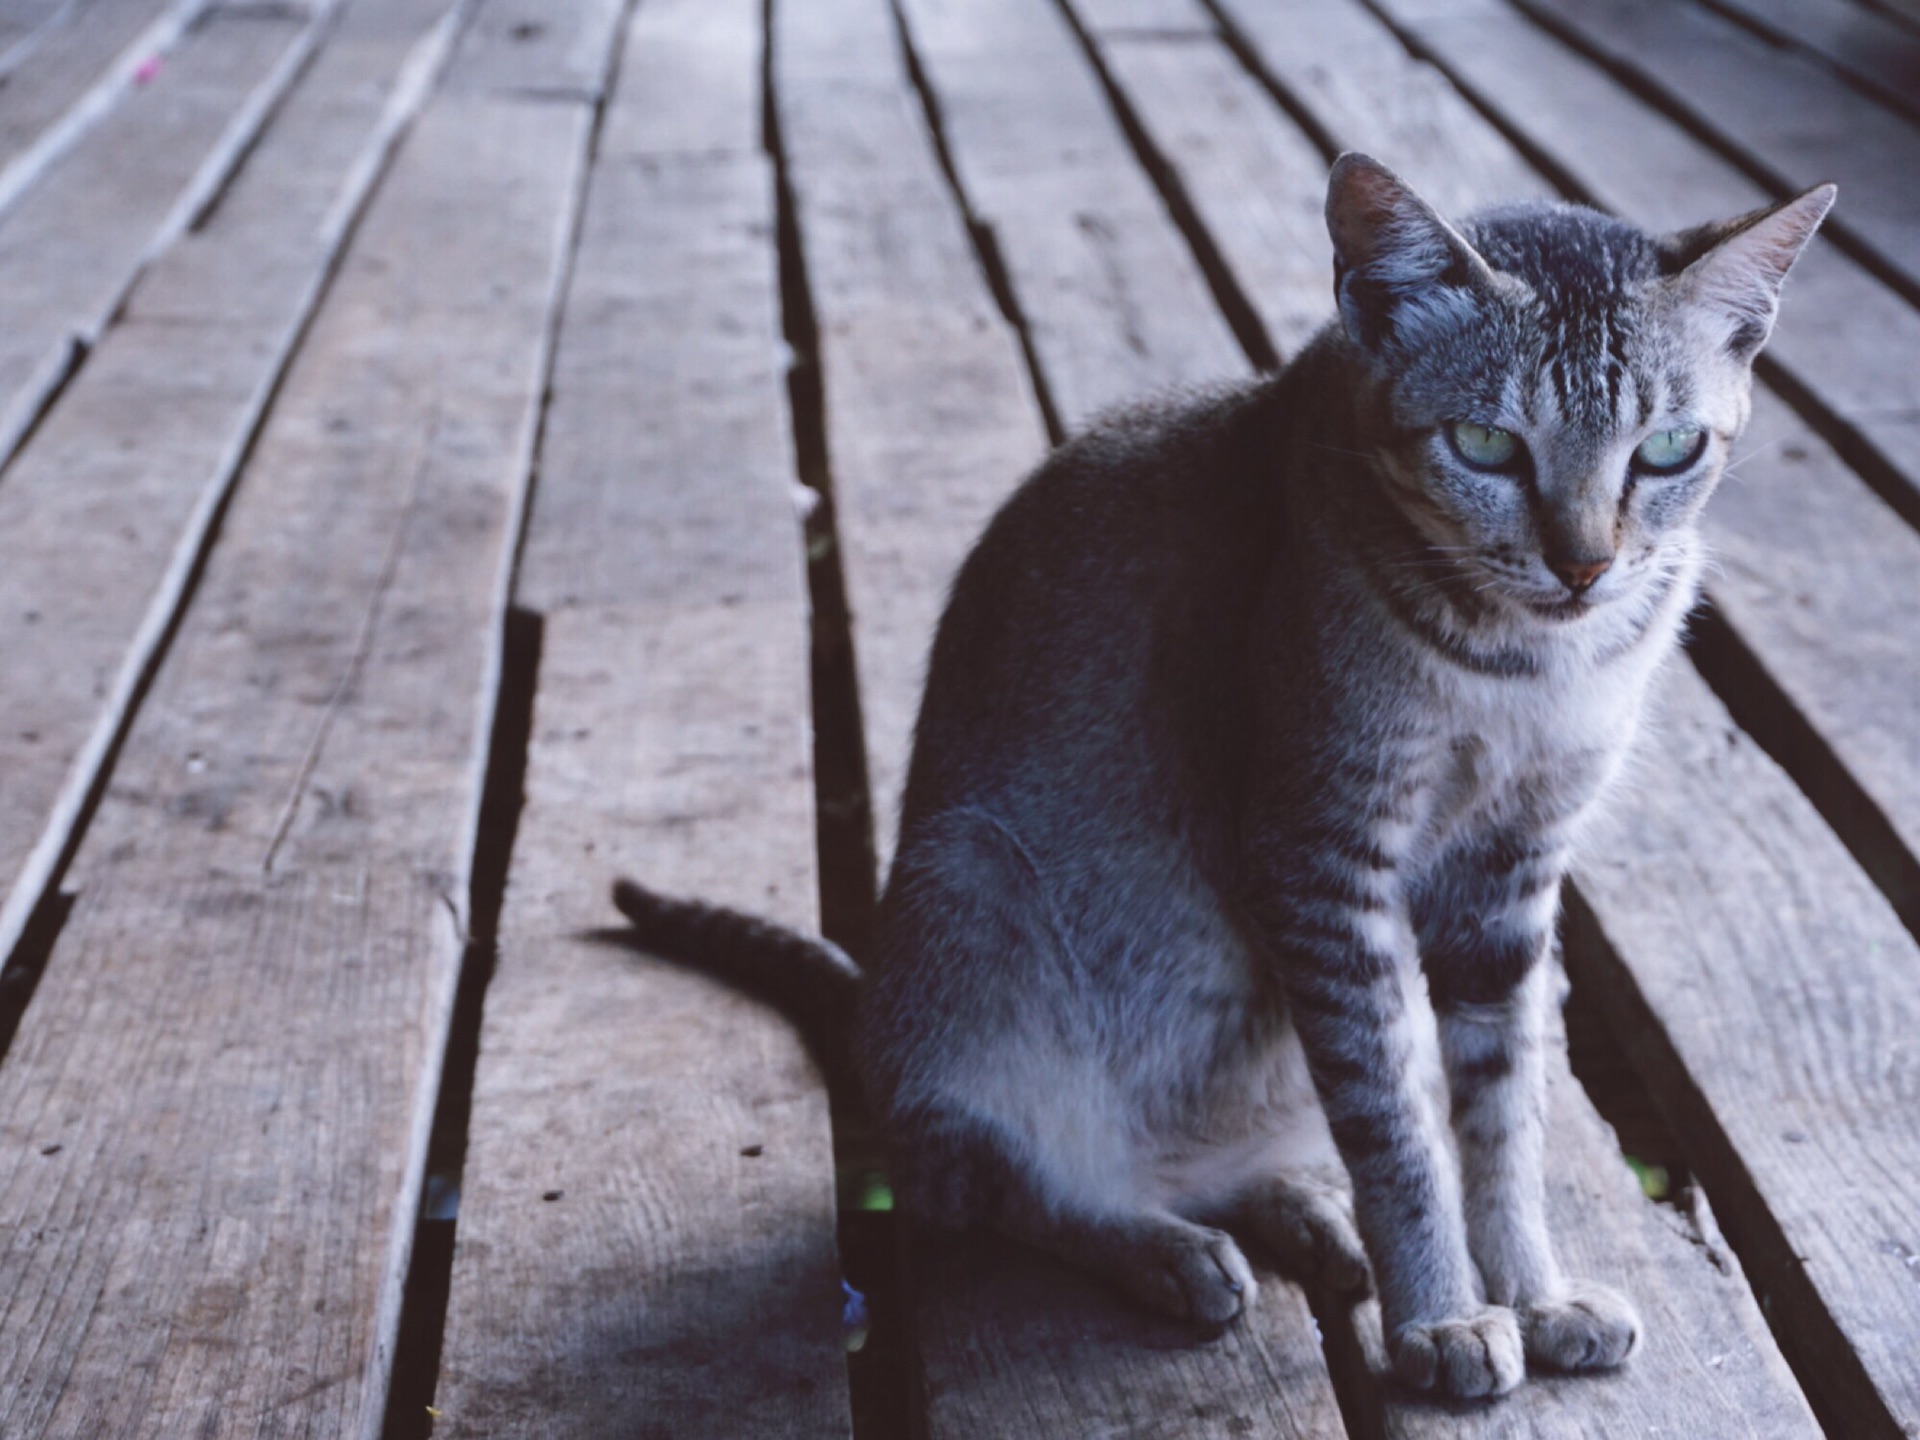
1548, 556, 1612, 595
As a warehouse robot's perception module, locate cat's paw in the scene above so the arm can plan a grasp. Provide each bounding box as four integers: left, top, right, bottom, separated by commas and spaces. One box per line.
1390, 1307, 1525, 1399
1127, 1224, 1257, 1332
1521, 1281, 1640, 1372
1245, 1177, 1371, 1297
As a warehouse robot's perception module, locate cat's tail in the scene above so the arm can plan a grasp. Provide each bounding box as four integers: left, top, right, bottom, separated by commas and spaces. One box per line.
610, 876, 862, 1087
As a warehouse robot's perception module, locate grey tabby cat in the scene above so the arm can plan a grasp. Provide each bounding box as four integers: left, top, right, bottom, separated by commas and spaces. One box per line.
615, 154, 1833, 1399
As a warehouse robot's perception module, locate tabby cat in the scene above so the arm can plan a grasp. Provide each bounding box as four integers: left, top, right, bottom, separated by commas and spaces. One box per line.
615, 154, 1833, 1399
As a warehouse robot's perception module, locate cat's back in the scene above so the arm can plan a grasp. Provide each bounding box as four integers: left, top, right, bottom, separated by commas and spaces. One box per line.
896, 372, 1294, 844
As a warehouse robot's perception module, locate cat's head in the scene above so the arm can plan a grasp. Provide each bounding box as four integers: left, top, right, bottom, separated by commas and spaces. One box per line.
1323, 153, 1833, 625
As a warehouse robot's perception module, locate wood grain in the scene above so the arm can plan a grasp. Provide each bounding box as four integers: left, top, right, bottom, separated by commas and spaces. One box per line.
775, 0, 1048, 866
0, 26, 595, 1435
1706, 0, 1920, 123
1571, 664, 1920, 1440
912, 1226, 1349, 1439
1208, 0, 1551, 216
0, 0, 460, 978
0, 0, 193, 196
0, 2, 306, 467
433, 0, 853, 1434
1094, 21, 1341, 361
894, 0, 1244, 433
444, 0, 625, 100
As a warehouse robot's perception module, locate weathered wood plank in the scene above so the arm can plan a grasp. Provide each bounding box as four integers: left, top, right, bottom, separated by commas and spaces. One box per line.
1706, 0, 1920, 123
776, 0, 1047, 864
1066, 7, 1828, 1430
1374, 0, 1920, 526
911, 1224, 1351, 1439
1514, 0, 1920, 300
1570, 664, 1920, 1440
0, 0, 195, 205
0, 0, 460, 972
1092, 22, 1343, 361
1701, 388, 1920, 925
0, 2, 308, 469
0, 27, 594, 1436
894, 0, 1243, 433
444, 0, 624, 99
782, 0, 1350, 1433
1203, 0, 1551, 217
432, 1, 852, 1435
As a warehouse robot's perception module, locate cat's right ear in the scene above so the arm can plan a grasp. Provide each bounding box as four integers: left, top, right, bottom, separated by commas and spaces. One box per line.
1325, 154, 1495, 354
1659, 183, 1836, 361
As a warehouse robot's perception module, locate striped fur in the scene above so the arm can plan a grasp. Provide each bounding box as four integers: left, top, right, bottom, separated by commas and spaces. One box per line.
615, 156, 1832, 1399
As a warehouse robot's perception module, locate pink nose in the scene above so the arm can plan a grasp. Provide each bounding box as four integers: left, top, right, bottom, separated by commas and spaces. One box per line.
1549, 556, 1612, 595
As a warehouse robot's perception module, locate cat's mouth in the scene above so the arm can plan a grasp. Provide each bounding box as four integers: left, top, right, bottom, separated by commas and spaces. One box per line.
1520, 594, 1596, 622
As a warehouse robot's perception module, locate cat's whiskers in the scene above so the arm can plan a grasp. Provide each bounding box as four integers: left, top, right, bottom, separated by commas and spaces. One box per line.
1310, 441, 1384, 464
1719, 435, 1787, 480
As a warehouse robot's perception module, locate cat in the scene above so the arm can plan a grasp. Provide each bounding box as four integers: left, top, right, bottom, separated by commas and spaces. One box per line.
614, 153, 1833, 1400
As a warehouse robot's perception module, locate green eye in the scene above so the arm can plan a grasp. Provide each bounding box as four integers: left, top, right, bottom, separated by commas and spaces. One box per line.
1633, 426, 1706, 474
1446, 420, 1522, 472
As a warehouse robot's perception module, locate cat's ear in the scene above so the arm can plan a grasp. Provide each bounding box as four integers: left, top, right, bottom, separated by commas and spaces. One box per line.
1661, 183, 1836, 360
1325, 153, 1496, 354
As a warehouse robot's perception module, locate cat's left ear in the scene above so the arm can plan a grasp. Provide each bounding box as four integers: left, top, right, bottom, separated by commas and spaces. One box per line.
1661, 183, 1836, 360
1325, 153, 1499, 354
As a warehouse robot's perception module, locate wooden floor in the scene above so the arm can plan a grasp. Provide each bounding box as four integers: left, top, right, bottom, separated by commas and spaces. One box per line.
0, 0, 1915, 1435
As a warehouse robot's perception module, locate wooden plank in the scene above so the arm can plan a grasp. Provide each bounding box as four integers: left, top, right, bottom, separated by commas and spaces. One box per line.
601, 0, 756, 156
1374, 0, 1920, 526
1065, 7, 1827, 1430
1092, 23, 1345, 361
0, 0, 194, 202
776, 0, 1047, 862
0, 2, 309, 470
1354, 0, 1920, 918
1201, 0, 1551, 217
432, 1, 853, 1435
0, 28, 595, 1438
444, 0, 624, 99
1570, 664, 1920, 1440
911, 1225, 1351, 1439
0, 0, 460, 972
1700, 388, 1920, 925
1705, 0, 1920, 124
894, 0, 1243, 433
1514, 0, 1920, 300
780, 0, 1350, 1434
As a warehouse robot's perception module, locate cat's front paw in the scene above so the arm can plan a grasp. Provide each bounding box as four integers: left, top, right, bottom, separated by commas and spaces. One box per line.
1390, 1307, 1525, 1399
1521, 1281, 1640, 1372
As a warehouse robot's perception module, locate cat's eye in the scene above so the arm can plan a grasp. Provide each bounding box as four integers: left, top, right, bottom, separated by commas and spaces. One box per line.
1446, 420, 1524, 473
1632, 426, 1706, 475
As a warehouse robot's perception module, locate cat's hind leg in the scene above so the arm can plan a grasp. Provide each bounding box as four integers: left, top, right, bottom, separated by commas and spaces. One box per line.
1236, 1169, 1370, 1298
890, 1105, 1257, 1330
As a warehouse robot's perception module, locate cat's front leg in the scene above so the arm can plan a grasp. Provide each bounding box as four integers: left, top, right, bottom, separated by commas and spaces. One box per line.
1255, 834, 1524, 1399
1421, 865, 1640, 1374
